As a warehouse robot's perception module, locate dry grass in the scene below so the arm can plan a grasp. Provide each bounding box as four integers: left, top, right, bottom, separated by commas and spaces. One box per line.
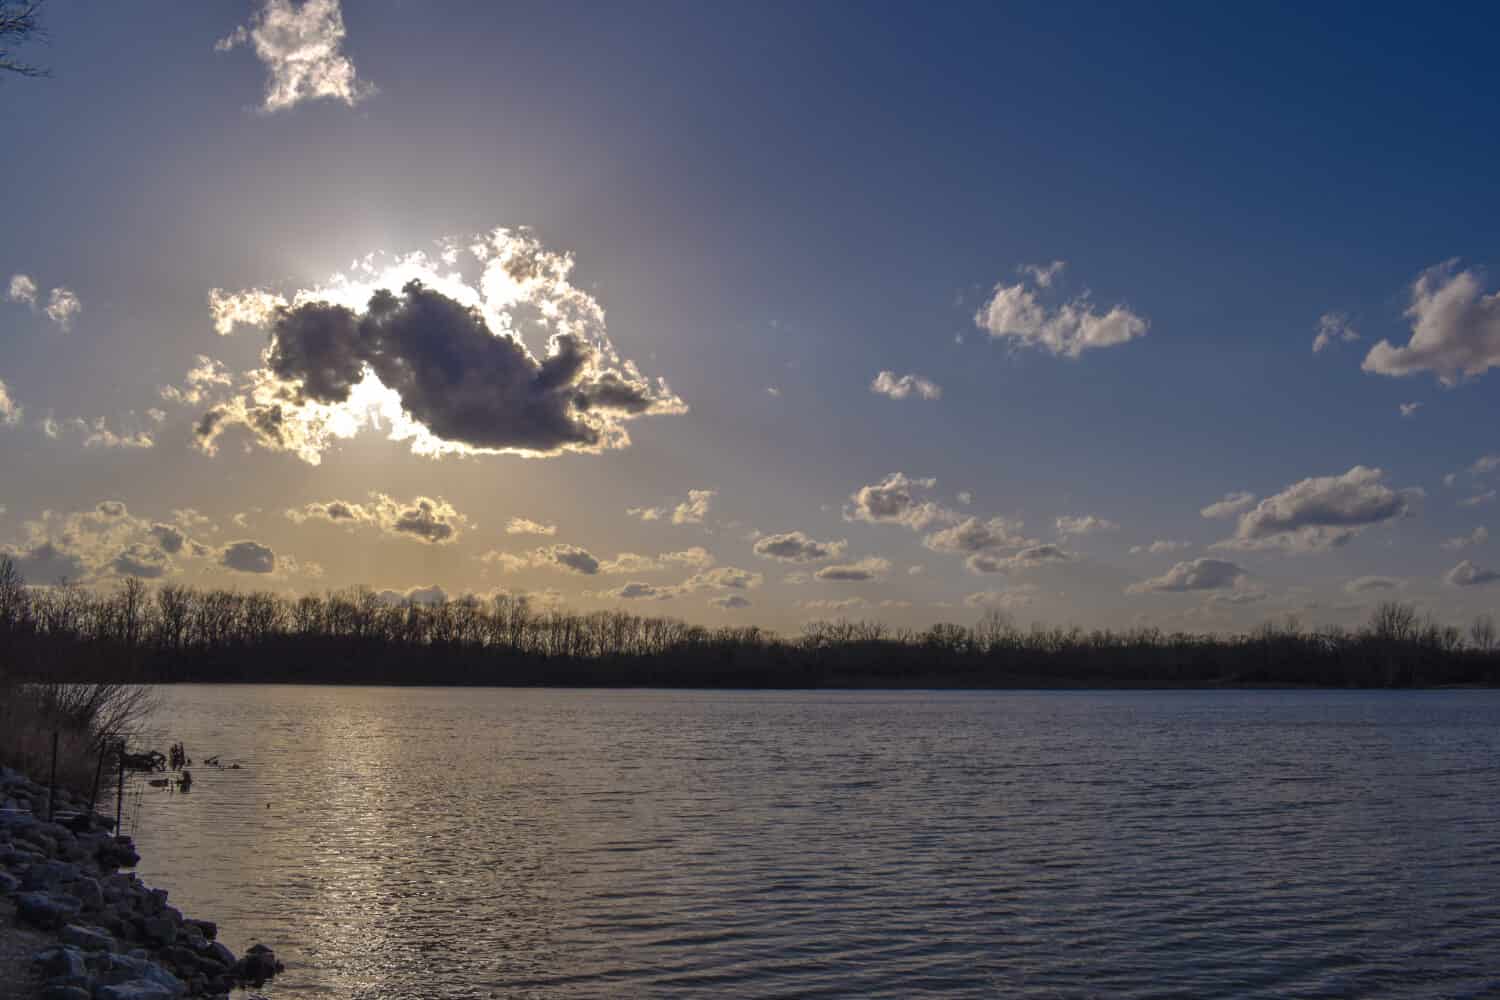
0, 681, 155, 795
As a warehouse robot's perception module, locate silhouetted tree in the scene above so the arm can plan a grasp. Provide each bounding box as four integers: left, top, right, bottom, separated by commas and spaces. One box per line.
0, 2, 47, 78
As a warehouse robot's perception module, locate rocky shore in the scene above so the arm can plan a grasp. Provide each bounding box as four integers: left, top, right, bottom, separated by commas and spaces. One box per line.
0, 766, 280, 1000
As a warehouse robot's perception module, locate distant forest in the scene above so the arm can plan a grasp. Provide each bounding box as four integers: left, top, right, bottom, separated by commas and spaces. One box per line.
1, 558, 1497, 689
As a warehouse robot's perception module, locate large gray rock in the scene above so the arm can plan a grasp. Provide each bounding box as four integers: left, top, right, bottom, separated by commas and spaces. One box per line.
0, 869, 19, 893
39, 986, 91, 1000
22, 859, 81, 891
203, 941, 235, 969
94, 983, 179, 1000
92, 952, 186, 995
141, 915, 177, 946
60, 922, 115, 951
17, 890, 84, 928
33, 944, 87, 979
68, 876, 104, 910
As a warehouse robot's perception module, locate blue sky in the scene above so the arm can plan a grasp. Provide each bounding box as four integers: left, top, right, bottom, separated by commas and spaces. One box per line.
1, 0, 1497, 632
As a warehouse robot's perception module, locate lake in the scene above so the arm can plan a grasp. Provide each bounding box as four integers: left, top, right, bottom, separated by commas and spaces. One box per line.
126, 687, 1500, 998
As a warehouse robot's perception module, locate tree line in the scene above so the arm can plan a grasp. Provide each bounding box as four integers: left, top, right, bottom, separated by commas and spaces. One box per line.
0, 558, 1497, 688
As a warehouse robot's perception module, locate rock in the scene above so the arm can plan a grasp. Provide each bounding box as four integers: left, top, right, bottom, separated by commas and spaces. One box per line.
94, 982, 179, 1000
204, 941, 235, 969
33, 944, 87, 979
60, 922, 115, 951
141, 915, 177, 946
183, 918, 216, 941
233, 943, 283, 986
181, 926, 206, 952
23, 859, 82, 890
0, 869, 18, 893
96, 837, 140, 870
39, 986, 92, 1000
92, 953, 186, 995
17, 890, 84, 928
68, 875, 104, 910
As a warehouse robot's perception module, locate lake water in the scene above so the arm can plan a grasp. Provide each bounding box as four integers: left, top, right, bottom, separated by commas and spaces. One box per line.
127, 686, 1500, 999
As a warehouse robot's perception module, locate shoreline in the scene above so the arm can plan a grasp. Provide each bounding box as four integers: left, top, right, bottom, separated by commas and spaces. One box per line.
0, 765, 280, 1000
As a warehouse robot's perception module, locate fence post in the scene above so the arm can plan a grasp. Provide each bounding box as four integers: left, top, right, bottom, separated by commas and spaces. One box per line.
115, 741, 125, 836
47, 730, 58, 823
88, 740, 106, 818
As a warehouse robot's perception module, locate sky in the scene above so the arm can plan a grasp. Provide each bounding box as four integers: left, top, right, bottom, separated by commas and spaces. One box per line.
1, 0, 1498, 635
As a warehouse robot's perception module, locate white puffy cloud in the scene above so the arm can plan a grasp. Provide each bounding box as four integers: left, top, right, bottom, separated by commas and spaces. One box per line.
1200, 492, 1256, 519
1128, 558, 1247, 593
662, 547, 715, 569
505, 517, 556, 536
814, 556, 890, 582
1021, 261, 1066, 288
0, 379, 20, 426
923, 516, 1030, 554
45, 288, 81, 330
752, 530, 847, 563
7, 274, 37, 306
1129, 539, 1191, 555
974, 263, 1147, 358
628, 489, 716, 525
845, 473, 948, 530
964, 586, 1039, 610
799, 597, 870, 611
288, 493, 469, 544
1345, 576, 1402, 594
76, 418, 154, 450
6, 275, 79, 330
1460, 491, 1497, 508
597, 553, 663, 575
709, 594, 751, 610
1312, 312, 1359, 353
160, 355, 234, 407
685, 566, 763, 591
216, 0, 375, 112
965, 544, 1071, 575
870, 371, 942, 401
1444, 560, 1500, 587
1055, 514, 1118, 537
1399, 402, 1422, 418
195, 228, 686, 464
209, 289, 287, 335
1362, 261, 1500, 384
1442, 526, 1489, 551
1215, 467, 1413, 553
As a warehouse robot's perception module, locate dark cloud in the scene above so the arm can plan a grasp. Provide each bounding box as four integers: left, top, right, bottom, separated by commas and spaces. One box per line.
112, 543, 172, 579
376, 585, 449, 606
4, 541, 86, 584
710, 595, 751, 609
221, 540, 276, 574
752, 531, 846, 563
815, 557, 890, 582
1445, 561, 1500, 587
149, 523, 186, 554
538, 544, 600, 575
246, 280, 681, 456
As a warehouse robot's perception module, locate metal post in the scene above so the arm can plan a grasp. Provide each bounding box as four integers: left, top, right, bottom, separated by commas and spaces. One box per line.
47, 730, 58, 823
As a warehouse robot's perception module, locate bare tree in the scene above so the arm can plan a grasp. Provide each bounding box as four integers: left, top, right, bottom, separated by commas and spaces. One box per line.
0, 2, 48, 79
1472, 614, 1497, 653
